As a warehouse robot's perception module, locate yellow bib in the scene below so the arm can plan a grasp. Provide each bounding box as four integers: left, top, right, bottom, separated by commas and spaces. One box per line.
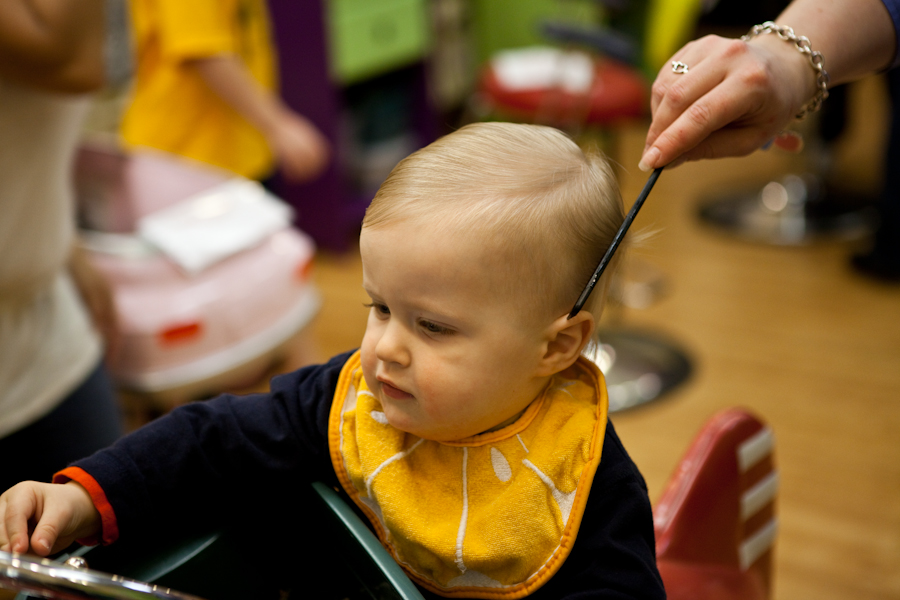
328, 351, 609, 599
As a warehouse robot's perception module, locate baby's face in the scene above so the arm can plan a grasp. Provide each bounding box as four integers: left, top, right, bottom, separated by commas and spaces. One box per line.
359, 221, 552, 442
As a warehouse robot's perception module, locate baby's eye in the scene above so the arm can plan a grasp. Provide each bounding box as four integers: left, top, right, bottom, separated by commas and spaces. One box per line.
363, 302, 390, 317
419, 320, 453, 336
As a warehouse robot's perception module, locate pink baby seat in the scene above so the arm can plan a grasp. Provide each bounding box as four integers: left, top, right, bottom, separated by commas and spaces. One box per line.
654, 408, 778, 600
74, 141, 320, 408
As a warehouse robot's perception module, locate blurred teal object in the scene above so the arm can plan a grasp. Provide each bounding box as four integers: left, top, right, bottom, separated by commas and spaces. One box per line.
312, 482, 426, 600
7, 483, 424, 600
470, 0, 600, 64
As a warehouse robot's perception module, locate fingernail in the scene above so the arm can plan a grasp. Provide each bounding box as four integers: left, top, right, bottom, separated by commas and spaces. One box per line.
38, 538, 51, 551
638, 147, 659, 172
777, 131, 804, 152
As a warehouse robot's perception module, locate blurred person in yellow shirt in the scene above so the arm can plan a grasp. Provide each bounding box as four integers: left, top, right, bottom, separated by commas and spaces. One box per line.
121, 0, 329, 183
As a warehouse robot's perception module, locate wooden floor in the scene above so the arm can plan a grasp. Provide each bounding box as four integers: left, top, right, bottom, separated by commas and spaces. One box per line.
297, 76, 900, 599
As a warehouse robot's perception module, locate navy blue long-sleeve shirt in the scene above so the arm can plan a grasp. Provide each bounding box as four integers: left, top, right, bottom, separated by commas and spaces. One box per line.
67, 351, 664, 599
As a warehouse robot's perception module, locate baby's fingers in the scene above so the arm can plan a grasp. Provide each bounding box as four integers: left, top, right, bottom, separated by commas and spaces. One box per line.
30, 486, 93, 556
0, 486, 38, 554
30, 506, 72, 557
0, 482, 92, 557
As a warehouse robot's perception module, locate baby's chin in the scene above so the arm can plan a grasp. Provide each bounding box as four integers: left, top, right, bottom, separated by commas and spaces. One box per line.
379, 404, 416, 434
380, 407, 471, 442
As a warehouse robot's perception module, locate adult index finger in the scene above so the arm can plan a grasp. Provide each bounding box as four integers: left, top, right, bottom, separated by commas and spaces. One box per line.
675, 124, 782, 167
640, 72, 768, 171
645, 36, 738, 151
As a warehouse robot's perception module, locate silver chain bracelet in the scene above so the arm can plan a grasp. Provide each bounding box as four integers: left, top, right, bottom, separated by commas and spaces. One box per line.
742, 21, 830, 120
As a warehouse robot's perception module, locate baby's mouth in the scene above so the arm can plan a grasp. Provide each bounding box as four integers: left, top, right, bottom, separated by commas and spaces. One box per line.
379, 379, 413, 401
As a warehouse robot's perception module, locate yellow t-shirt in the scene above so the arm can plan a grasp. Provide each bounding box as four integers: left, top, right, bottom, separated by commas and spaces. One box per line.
329, 351, 609, 599
121, 0, 277, 179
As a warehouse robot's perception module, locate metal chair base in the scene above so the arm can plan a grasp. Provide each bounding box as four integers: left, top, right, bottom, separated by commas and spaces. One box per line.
585, 328, 692, 412
697, 173, 875, 246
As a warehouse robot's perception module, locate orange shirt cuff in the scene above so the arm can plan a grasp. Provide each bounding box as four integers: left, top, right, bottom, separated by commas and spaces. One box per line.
53, 467, 120, 546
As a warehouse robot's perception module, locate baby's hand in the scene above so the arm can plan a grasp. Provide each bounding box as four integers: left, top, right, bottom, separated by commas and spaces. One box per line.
0, 481, 100, 556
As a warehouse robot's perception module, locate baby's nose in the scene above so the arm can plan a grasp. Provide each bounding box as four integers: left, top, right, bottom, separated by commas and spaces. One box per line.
375, 321, 411, 367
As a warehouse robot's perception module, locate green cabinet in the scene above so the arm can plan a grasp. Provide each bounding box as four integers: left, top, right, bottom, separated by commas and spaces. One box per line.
327, 0, 431, 84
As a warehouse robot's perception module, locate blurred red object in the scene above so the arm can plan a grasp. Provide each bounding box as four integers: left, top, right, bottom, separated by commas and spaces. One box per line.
654, 408, 778, 600
476, 51, 648, 128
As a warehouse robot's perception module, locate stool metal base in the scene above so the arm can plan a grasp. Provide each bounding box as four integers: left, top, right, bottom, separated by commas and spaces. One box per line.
585, 329, 692, 412
698, 174, 875, 245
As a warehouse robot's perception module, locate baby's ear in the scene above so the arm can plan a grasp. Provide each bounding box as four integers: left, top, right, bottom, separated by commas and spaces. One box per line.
536, 312, 595, 377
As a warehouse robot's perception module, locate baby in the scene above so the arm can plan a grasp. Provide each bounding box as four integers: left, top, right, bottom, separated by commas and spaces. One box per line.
0, 123, 664, 599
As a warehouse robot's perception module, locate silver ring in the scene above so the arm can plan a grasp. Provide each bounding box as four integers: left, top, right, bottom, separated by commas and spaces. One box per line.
672, 60, 689, 74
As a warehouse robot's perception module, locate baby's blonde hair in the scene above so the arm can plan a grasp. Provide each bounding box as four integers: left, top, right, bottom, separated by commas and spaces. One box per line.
363, 122, 625, 329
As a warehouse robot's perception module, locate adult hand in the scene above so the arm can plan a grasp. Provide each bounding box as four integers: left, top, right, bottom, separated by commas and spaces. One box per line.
639, 33, 815, 172
0, 0, 105, 93
0, 481, 100, 556
267, 109, 331, 183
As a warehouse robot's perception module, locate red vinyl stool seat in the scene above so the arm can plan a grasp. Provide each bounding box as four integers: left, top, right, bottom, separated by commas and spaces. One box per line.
476, 53, 648, 129
654, 408, 778, 600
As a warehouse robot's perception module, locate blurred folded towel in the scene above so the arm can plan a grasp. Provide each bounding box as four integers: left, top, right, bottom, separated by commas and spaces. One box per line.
491, 46, 594, 93
138, 179, 293, 274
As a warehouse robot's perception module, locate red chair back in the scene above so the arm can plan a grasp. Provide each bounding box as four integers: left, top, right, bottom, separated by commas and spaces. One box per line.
654, 408, 778, 600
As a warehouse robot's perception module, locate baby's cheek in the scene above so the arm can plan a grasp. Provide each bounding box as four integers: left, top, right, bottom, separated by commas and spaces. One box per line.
417, 381, 468, 424
412, 366, 444, 405
359, 353, 378, 394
